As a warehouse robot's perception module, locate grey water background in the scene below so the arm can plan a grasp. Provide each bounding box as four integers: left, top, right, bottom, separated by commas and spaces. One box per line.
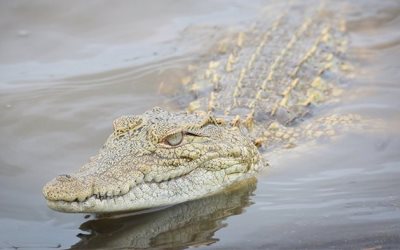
0, 0, 400, 249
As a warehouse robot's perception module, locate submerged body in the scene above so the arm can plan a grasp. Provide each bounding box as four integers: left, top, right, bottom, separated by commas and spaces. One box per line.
43, 2, 357, 213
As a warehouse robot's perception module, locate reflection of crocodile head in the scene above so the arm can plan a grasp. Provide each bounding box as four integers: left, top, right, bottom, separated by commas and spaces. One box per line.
43, 108, 262, 213
70, 178, 256, 249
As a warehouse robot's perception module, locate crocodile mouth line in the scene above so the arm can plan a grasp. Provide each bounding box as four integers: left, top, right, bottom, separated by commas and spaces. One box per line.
50, 155, 248, 206
75, 169, 196, 204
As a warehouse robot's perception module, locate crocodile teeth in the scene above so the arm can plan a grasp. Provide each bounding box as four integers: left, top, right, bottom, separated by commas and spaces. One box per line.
154, 175, 163, 183
120, 185, 130, 194
135, 175, 144, 184
99, 190, 107, 197
77, 196, 86, 202
144, 174, 153, 182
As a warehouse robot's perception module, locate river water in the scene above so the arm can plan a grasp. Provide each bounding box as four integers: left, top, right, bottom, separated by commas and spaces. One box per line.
0, 1, 399, 249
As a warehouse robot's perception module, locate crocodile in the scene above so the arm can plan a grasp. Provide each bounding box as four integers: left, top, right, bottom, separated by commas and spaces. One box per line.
43, 2, 361, 213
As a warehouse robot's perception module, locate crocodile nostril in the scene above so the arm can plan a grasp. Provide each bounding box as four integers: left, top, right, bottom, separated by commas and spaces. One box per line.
43, 175, 94, 202
56, 174, 73, 182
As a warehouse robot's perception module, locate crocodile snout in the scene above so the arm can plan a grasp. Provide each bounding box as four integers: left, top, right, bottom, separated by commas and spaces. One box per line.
43, 174, 93, 202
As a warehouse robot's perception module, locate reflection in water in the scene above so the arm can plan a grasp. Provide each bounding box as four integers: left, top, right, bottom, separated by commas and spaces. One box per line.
71, 179, 256, 249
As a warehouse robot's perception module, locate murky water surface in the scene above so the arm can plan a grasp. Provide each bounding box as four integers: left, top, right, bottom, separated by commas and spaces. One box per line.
1, 1, 399, 249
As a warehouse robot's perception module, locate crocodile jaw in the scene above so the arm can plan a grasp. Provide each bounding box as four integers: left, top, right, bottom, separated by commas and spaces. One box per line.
45, 167, 260, 213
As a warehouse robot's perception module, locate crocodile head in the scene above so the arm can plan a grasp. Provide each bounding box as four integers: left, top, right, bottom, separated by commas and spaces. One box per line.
43, 107, 262, 213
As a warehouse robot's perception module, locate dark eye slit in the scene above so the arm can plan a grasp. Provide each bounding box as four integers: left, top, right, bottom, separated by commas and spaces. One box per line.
184, 131, 208, 137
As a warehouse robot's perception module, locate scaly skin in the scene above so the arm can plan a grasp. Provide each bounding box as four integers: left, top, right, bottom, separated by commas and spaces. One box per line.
43, 108, 262, 212
43, 2, 356, 213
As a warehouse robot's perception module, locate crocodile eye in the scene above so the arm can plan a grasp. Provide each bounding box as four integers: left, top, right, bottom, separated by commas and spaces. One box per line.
164, 131, 184, 146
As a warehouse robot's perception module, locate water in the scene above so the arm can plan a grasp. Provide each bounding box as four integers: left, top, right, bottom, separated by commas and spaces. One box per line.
0, 1, 399, 249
